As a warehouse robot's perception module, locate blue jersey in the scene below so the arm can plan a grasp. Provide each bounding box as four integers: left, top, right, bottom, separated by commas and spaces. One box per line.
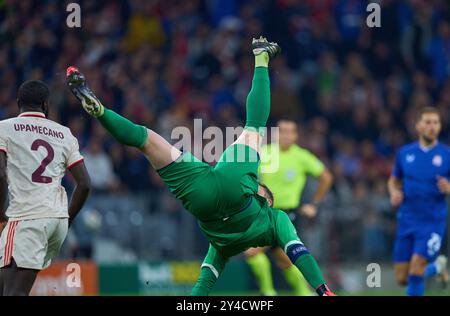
392, 142, 450, 222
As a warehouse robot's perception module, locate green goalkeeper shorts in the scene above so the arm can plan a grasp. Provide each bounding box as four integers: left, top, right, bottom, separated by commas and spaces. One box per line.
157, 143, 260, 222
157, 143, 301, 258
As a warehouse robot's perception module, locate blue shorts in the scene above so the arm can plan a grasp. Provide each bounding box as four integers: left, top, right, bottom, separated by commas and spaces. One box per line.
393, 219, 447, 263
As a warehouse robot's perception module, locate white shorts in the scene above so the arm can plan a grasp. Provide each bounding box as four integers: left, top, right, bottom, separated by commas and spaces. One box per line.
0, 218, 68, 270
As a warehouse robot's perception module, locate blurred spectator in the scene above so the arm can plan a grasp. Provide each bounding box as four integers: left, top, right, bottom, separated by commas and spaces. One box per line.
427, 20, 450, 86
83, 138, 120, 192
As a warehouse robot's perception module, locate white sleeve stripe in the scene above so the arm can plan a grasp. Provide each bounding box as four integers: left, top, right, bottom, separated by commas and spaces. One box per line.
201, 263, 219, 278
284, 240, 304, 253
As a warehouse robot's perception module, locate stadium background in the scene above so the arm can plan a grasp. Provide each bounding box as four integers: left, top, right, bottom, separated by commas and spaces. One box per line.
1, 0, 450, 295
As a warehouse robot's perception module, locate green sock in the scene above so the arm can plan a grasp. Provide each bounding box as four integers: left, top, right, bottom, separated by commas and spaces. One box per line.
244, 66, 271, 131
283, 265, 312, 296
97, 109, 148, 149
191, 267, 217, 296
246, 253, 277, 296
294, 254, 326, 290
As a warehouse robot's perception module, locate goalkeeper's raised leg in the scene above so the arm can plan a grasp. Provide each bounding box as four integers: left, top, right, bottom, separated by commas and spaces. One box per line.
66, 66, 181, 170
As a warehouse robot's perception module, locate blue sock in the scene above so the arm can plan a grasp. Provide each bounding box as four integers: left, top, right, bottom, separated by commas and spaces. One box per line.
425, 262, 438, 278
406, 275, 425, 296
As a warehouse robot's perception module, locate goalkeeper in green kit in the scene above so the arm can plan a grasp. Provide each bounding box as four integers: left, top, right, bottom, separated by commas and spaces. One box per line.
67, 37, 335, 296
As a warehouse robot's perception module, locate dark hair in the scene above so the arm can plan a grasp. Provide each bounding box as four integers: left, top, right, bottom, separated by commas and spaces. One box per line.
259, 182, 274, 206
417, 106, 440, 122
17, 80, 50, 110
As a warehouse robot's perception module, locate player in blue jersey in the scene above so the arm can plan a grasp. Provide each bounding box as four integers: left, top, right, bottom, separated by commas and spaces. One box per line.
388, 107, 449, 296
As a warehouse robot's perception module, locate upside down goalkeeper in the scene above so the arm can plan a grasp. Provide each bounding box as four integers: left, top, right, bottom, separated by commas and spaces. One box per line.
67, 37, 335, 296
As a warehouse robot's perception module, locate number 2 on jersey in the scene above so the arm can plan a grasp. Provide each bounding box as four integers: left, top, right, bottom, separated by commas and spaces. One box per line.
31, 139, 54, 184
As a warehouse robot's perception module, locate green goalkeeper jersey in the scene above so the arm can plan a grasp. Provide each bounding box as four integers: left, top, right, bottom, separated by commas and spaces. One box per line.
259, 144, 325, 210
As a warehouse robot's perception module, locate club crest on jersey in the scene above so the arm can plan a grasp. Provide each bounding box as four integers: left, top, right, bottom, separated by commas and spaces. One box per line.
406, 154, 415, 163
432, 155, 443, 167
